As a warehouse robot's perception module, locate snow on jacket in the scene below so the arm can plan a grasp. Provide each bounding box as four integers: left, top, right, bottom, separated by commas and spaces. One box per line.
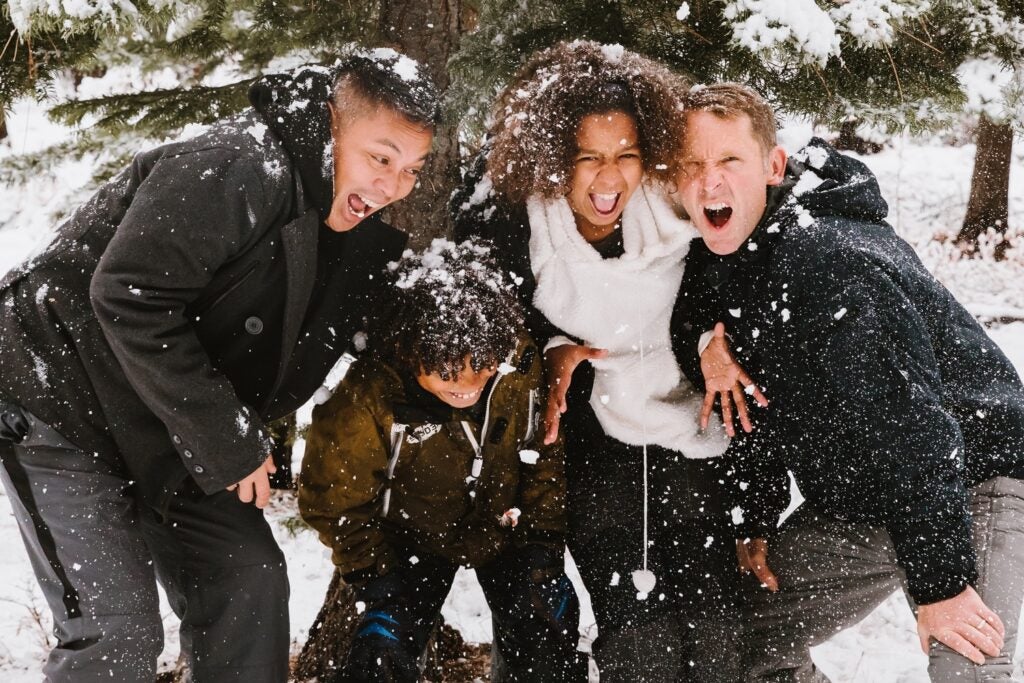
0, 65, 406, 506
298, 338, 566, 577
671, 138, 1024, 605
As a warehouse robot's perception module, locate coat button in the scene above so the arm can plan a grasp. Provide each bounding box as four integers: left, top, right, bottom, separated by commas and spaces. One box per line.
245, 316, 264, 335
193, 465, 205, 474
172, 434, 182, 444
183, 449, 193, 459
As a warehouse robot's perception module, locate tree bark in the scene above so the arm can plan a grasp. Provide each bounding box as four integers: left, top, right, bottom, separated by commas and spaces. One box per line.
0, 109, 7, 142
377, 0, 467, 248
294, 569, 360, 681
958, 114, 1013, 260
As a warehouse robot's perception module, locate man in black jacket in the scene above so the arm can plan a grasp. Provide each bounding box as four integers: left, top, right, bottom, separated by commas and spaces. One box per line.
670, 83, 1024, 680
0, 51, 437, 682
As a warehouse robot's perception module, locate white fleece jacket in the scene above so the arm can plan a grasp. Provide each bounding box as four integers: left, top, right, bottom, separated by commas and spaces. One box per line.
528, 184, 729, 458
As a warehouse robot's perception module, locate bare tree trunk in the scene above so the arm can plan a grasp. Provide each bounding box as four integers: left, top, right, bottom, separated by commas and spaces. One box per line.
0, 109, 7, 142
377, 0, 468, 248
958, 114, 1013, 260
294, 570, 360, 681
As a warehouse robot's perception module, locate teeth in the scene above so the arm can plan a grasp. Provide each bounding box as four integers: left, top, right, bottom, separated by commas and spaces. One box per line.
352, 208, 366, 218
706, 202, 729, 210
449, 388, 481, 400
594, 193, 617, 201
359, 194, 381, 209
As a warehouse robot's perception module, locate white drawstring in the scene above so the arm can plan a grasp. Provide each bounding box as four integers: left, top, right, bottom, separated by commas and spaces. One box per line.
632, 326, 657, 597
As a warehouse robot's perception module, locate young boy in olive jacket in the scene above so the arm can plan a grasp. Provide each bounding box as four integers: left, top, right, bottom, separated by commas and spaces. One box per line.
299, 239, 586, 683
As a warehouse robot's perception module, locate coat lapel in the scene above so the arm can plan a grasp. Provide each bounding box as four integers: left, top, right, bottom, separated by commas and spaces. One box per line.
265, 209, 319, 408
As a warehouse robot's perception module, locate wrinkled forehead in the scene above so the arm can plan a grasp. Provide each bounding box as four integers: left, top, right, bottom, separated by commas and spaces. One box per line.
682, 110, 766, 155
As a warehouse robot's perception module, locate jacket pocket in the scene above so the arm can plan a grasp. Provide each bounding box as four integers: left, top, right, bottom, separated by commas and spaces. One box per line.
190, 261, 259, 315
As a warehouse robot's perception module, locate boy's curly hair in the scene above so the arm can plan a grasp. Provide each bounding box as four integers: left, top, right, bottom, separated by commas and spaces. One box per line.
372, 239, 524, 381
486, 41, 690, 204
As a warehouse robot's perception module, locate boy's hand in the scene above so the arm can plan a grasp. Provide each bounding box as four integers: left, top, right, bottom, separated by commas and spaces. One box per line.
917, 586, 1004, 665
543, 343, 608, 444
701, 322, 768, 436
736, 537, 778, 592
227, 455, 276, 508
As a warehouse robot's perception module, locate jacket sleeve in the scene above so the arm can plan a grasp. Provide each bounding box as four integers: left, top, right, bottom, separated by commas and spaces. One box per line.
514, 350, 568, 547
779, 254, 975, 605
90, 148, 285, 491
298, 379, 397, 577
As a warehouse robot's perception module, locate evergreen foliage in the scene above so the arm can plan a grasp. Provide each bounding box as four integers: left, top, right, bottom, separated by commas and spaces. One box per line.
1, 0, 1023, 215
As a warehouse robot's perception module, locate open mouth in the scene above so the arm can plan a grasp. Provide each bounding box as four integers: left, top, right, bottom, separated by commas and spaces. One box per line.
590, 192, 620, 217
347, 193, 382, 220
704, 202, 733, 228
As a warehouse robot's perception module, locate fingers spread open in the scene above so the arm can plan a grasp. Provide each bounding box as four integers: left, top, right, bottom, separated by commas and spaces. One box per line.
732, 384, 753, 432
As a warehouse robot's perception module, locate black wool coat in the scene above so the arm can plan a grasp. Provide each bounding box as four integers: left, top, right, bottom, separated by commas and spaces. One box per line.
0, 66, 406, 507
671, 139, 1024, 605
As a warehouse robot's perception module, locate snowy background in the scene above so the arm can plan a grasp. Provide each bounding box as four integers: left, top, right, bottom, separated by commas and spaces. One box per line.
1, 86, 1023, 680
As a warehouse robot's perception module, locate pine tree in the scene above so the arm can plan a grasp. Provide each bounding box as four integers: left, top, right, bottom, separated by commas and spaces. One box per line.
0, 0, 465, 244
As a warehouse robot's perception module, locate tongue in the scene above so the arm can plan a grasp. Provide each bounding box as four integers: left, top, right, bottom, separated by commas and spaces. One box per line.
706, 207, 732, 227
591, 194, 617, 214
348, 194, 368, 214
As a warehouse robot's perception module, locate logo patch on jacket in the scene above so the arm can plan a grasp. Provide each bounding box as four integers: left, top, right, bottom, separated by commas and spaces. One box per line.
405, 424, 442, 444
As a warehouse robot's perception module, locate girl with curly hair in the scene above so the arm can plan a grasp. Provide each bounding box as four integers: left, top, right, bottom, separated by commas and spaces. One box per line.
454, 41, 757, 681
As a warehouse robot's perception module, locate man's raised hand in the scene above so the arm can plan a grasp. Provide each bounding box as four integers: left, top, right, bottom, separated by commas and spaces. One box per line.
700, 322, 768, 436
542, 343, 608, 444
226, 455, 277, 508
917, 585, 1004, 665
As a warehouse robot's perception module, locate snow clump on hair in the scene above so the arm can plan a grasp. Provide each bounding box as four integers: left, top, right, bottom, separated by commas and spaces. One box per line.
374, 238, 524, 381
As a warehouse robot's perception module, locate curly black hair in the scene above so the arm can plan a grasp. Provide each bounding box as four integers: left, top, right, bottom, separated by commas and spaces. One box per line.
486, 41, 690, 204
371, 239, 524, 381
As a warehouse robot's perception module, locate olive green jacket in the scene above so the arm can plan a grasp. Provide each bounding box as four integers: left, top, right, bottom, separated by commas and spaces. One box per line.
298, 339, 566, 577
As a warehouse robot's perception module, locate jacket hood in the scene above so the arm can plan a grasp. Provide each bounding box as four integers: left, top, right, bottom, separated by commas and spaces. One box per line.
777, 137, 889, 225
249, 65, 337, 220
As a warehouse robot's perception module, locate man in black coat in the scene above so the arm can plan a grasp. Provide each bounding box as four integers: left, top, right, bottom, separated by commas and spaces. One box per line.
0, 51, 437, 682
670, 83, 1024, 680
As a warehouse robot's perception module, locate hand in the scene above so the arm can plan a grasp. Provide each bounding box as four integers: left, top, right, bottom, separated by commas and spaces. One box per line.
701, 322, 768, 436
917, 585, 1005, 665
226, 455, 276, 508
542, 343, 608, 444
736, 537, 779, 592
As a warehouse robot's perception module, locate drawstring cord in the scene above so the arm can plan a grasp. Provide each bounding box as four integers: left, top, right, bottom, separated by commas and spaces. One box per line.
632, 324, 657, 598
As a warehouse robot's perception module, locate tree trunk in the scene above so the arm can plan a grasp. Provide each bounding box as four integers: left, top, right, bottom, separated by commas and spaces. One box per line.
377, 0, 467, 248
0, 109, 7, 142
958, 114, 1013, 260
294, 569, 360, 681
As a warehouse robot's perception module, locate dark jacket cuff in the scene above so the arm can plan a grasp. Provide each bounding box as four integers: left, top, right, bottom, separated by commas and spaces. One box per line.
888, 511, 977, 605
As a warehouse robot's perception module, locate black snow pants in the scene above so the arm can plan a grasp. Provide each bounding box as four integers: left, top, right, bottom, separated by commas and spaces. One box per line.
337, 544, 589, 683
0, 404, 290, 683
562, 371, 742, 683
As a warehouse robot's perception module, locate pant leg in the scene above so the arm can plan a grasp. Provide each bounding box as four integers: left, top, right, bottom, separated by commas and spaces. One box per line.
660, 472, 743, 683
743, 506, 904, 682
340, 551, 457, 683
0, 420, 163, 682
926, 476, 1024, 682
136, 480, 290, 683
565, 428, 686, 682
476, 546, 587, 683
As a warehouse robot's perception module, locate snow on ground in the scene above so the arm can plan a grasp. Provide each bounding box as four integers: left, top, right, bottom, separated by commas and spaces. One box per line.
1, 96, 1023, 681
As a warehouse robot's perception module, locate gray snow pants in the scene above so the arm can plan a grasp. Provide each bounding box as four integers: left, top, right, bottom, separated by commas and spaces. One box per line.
0, 410, 290, 682
743, 476, 1024, 682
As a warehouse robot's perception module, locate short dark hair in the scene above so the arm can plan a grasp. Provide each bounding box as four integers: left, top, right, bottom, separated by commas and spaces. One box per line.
331, 49, 442, 128
487, 41, 689, 203
372, 239, 524, 381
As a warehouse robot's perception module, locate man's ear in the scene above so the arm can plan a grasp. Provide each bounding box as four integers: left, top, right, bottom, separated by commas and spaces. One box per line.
766, 145, 787, 187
